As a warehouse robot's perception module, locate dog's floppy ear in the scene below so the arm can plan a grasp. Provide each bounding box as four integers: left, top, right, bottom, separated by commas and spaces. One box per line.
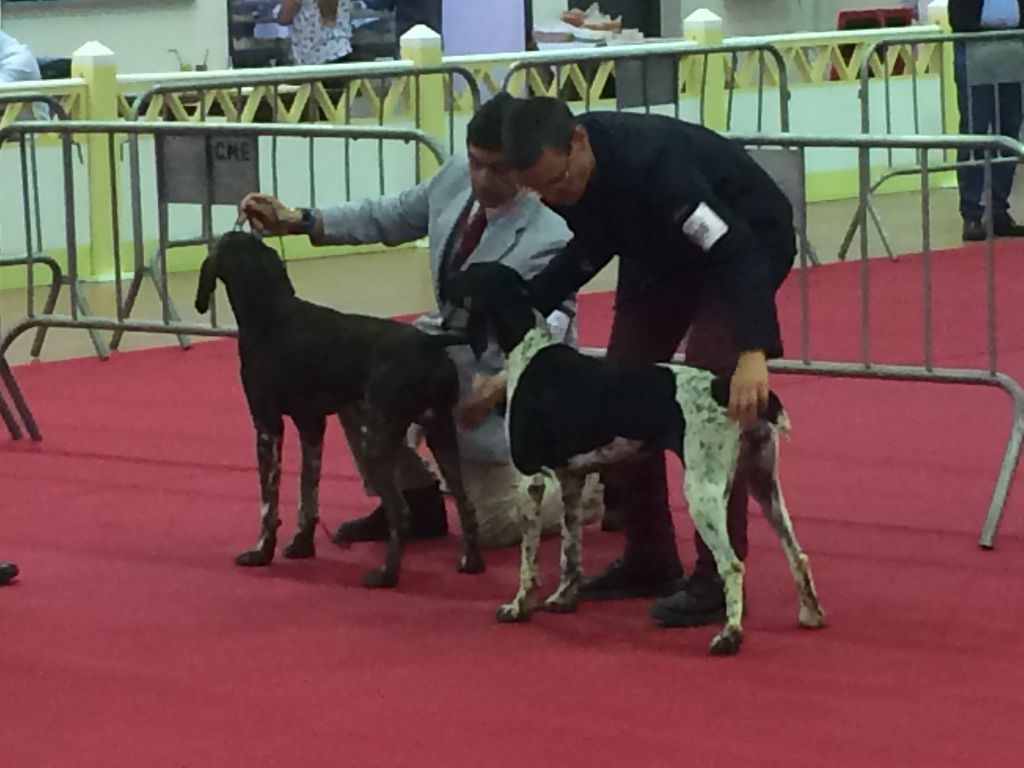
465, 299, 491, 360
447, 269, 471, 304
194, 250, 218, 314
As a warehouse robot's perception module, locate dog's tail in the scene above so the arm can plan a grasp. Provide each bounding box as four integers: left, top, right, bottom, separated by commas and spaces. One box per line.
774, 406, 792, 441
764, 392, 792, 439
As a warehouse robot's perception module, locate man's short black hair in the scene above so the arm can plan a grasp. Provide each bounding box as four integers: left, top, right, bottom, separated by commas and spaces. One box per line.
501, 97, 578, 170
466, 92, 517, 151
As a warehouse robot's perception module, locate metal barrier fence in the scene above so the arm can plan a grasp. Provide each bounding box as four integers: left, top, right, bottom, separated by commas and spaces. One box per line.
117, 63, 477, 334
498, 41, 822, 267
0, 120, 449, 442
584, 131, 1022, 550
124, 60, 482, 157
0, 95, 104, 359
500, 40, 791, 133
840, 28, 1024, 262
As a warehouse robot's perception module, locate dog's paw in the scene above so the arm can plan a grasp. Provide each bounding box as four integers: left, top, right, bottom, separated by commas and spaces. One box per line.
496, 601, 532, 623
799, 604, 826, 629
457, 550, 485, 575
282, 534, 315, 560
709, 626, 744, 656
362, 567, 398, 589
234, 548, 274, 567
541, 593, 578, 614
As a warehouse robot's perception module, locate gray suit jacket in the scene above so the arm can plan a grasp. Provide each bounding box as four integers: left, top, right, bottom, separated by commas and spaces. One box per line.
312, 154, 574, 464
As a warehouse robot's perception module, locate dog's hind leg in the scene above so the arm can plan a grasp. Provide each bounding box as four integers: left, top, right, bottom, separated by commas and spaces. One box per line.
422, 411, 485, 576
283, 417, 326, 560
236, 420, 284, 567
497, 472, 545, 623
542, 470, 585, 614
744, 423, 825, 630
360, 412, 410, 589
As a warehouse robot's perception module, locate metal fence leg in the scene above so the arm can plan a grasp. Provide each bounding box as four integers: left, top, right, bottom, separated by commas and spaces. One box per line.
28, 269, 63, 359
109, 249, 191, 351
0, 388, 23, 440
110, 269, 146, 350
802, 233, 821, 267
979, 376, 1024, 549
867, 197, 898, 262
71, 281, 110, 360
147, 249, 190, 350
837, 194, 897, 263
0, 356, 39, 441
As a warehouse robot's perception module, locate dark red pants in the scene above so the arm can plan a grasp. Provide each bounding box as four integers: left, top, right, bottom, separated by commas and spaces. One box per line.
603, 263, 749, 578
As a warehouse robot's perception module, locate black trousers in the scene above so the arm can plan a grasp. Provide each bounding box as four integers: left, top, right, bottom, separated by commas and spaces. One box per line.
602, 256, 784, 578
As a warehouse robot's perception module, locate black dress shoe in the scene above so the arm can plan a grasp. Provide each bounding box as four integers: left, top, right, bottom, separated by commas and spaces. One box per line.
331, 483, 449, 544
0, 562, 19, 586
963, 213, 1024, 240
578, 556, 684, 602
963, 215, 985, 242
994, 214, 1024, 237
649, 574, 727, 628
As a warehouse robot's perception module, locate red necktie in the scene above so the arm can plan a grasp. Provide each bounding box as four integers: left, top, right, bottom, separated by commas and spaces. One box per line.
453, 206, 487, 270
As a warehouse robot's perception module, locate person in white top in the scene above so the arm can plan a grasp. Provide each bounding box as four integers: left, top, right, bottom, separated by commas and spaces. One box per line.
0, 31, 47, 120
0, 30, 42, 83
277, 0, 354, 65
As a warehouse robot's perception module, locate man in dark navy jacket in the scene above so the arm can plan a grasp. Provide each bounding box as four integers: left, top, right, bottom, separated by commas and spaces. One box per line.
493, 96, 796, 627
948, 0, 1024, 240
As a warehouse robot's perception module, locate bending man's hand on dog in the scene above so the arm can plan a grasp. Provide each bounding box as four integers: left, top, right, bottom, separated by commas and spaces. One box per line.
729, 349, 769, 428
237, 193, 307, 236
455, 374, 508, 429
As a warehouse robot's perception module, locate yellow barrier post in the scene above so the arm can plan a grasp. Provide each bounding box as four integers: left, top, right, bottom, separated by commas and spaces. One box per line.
400, 25, 444, 181
928, 0, 958, 143
71, 41, 119, 279
684, 9, 727, 132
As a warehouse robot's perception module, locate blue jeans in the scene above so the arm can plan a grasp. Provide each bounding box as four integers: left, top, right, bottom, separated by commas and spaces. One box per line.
954, 43, 1024, 217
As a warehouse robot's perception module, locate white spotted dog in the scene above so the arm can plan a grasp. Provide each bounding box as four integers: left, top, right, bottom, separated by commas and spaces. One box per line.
448, 263, 824, 656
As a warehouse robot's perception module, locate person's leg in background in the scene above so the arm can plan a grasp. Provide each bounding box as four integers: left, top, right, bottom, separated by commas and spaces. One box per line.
0, 562, 18, 586
331, 404, 448, 543
991, 79, 1024, 233
649, 289, 746, 627
578, 264, 695, 601
956, 41, 999, 241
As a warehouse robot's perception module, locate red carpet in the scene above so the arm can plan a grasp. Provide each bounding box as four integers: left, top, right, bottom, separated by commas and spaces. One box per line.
2, 246, 1024, 767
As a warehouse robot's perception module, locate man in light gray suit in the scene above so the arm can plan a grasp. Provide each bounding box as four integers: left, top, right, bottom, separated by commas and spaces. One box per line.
237, 93, 602, 548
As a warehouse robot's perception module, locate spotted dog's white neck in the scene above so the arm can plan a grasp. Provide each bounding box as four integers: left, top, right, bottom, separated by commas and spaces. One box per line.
505, 312, 558, 403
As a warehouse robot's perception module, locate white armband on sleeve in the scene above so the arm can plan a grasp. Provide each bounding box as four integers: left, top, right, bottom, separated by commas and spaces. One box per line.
680, 202, 730, 252
546, 309, 572, 342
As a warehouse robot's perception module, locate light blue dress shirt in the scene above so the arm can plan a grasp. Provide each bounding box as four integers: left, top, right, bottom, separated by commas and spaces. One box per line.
981, 0, 1021, 28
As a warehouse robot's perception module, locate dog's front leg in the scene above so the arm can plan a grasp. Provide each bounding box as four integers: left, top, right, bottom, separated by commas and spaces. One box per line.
282, 417, 326, 560
236, 421, 284, 567
496, 473, 546, 623
542, 470, 585, 614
